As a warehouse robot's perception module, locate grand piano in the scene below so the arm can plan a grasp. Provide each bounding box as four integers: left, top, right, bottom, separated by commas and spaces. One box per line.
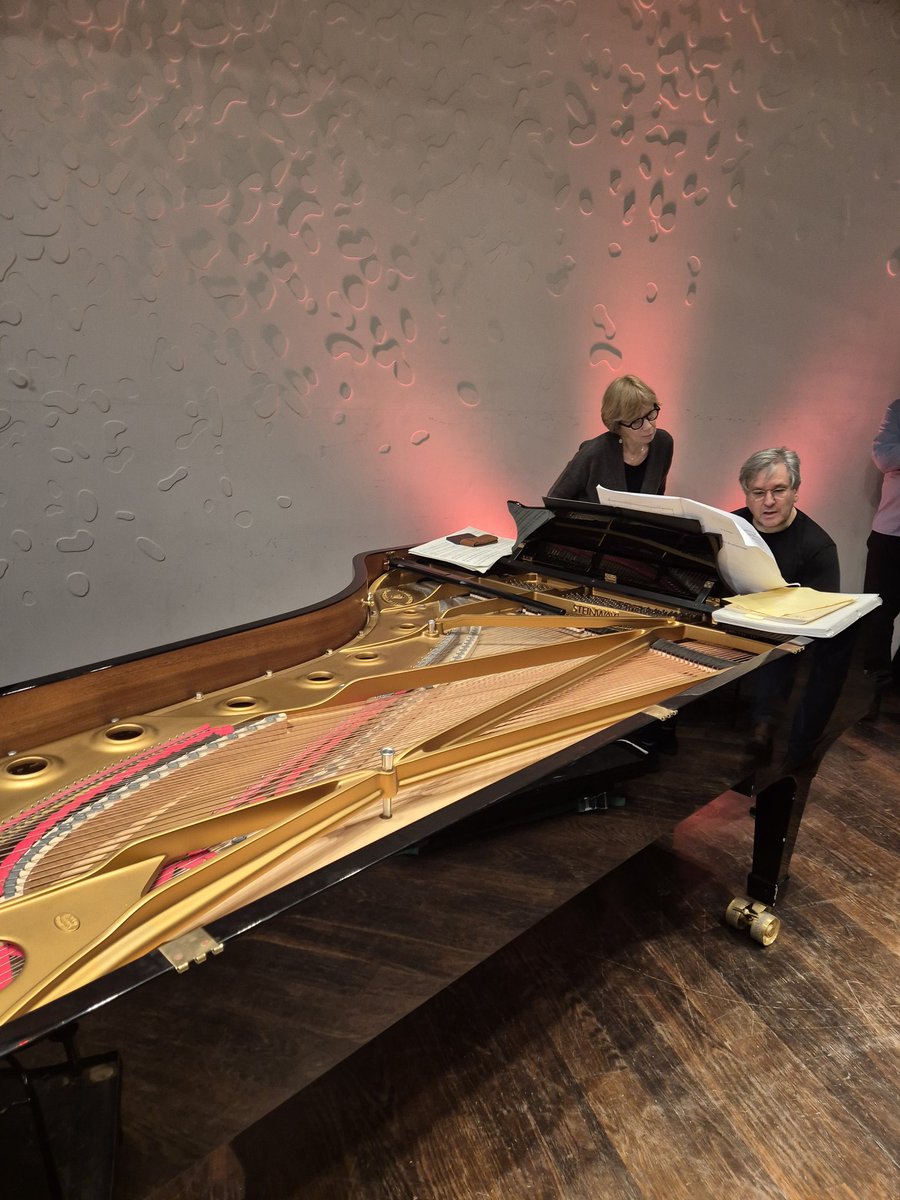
0, 496, 872, 1197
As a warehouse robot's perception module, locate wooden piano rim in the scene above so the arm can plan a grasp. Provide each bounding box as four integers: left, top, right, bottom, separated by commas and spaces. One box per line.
0, 548, 398, 756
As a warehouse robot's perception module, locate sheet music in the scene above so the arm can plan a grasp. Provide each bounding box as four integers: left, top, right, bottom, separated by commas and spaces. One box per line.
594, 485, 787, 594
593, 490, 689, 519
408, 527, 515, 573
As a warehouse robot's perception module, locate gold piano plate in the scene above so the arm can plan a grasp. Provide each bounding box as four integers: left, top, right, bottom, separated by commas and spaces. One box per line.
0, 557, 775, 1028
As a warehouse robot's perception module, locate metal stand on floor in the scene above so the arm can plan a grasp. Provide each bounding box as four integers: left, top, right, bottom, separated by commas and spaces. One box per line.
1, 1023, 121, 1200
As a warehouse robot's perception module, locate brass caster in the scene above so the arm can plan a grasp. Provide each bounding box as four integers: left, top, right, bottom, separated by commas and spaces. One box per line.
725, 896, 781, 946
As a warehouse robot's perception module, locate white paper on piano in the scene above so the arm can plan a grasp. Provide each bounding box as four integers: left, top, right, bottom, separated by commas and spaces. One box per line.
408, 527, 515, 573
712, 592, 881, 639
595, 485, 788, 594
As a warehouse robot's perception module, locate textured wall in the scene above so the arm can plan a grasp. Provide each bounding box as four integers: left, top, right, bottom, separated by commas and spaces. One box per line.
1, 0, 898, 686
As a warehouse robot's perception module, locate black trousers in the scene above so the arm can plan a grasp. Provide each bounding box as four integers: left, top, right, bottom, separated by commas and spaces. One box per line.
863, 529, 900, 683
742, 623, 857, 768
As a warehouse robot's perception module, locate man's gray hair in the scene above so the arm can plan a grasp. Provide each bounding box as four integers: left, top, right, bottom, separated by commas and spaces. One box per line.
739, 447, 801, 492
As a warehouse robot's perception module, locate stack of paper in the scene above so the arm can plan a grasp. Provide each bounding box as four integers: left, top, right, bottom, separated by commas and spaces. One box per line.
713, 591, 880, 638
723, 588, 854, 624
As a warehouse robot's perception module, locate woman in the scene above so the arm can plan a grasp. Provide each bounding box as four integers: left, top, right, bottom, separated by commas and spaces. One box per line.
548, 374, 673, 500
862, 398, 900, 709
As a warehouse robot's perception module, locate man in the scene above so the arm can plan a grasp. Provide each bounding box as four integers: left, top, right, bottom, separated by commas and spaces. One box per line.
733, 447, 846, 766
734, 447, 839, 591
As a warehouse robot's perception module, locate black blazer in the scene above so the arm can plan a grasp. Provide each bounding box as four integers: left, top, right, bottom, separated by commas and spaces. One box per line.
548, 428, 673, 500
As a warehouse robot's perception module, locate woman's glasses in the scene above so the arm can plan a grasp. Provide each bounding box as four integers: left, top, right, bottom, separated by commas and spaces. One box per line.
619, 404, 660, 430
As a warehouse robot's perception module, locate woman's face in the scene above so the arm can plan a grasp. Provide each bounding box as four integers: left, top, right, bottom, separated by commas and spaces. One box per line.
617, 403, 659, 449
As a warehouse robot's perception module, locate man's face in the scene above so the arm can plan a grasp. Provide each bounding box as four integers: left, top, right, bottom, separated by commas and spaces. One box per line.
744, 463, 798, 532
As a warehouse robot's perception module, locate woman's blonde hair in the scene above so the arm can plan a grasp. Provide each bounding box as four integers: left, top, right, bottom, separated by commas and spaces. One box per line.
601, 375, 659, 432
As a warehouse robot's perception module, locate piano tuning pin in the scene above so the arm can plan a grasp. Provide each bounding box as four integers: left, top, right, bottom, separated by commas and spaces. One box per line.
380, 747, 396, 819
427, 618, 438, 637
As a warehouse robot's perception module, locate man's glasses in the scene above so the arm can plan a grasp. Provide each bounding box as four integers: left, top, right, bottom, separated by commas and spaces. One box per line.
748, 485, 792, 501
619, 404, 660, 430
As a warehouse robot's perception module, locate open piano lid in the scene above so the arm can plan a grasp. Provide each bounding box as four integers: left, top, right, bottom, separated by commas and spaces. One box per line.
505, 497, 725, 613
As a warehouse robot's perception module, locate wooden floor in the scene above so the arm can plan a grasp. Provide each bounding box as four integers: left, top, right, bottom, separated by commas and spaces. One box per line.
8, 692, 898, 1199
190, 696, 900, 1200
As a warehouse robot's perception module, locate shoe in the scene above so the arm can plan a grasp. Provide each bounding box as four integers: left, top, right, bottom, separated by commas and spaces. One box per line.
747, 721, 773, 761
748, 720, 773, 746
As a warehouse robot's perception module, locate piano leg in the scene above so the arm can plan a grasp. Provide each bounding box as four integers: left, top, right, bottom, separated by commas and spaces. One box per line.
1, 1052, 64, 1199
0, 1023, 120, 1199
724, 770, 812, 945
747, 772, 811, 907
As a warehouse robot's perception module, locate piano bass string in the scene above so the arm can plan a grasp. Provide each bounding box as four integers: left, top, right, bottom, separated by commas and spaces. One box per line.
0, 569, 766, 1025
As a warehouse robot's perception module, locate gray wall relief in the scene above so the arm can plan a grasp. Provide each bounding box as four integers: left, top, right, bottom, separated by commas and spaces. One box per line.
1, 0, 898, 685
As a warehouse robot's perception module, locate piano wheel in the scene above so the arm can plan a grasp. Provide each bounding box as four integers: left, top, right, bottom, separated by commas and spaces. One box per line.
724, 896, 781, 946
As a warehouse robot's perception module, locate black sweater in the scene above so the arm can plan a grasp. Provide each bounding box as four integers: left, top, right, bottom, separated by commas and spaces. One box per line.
549, 429, 673, 500
733, 507, 840, 590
